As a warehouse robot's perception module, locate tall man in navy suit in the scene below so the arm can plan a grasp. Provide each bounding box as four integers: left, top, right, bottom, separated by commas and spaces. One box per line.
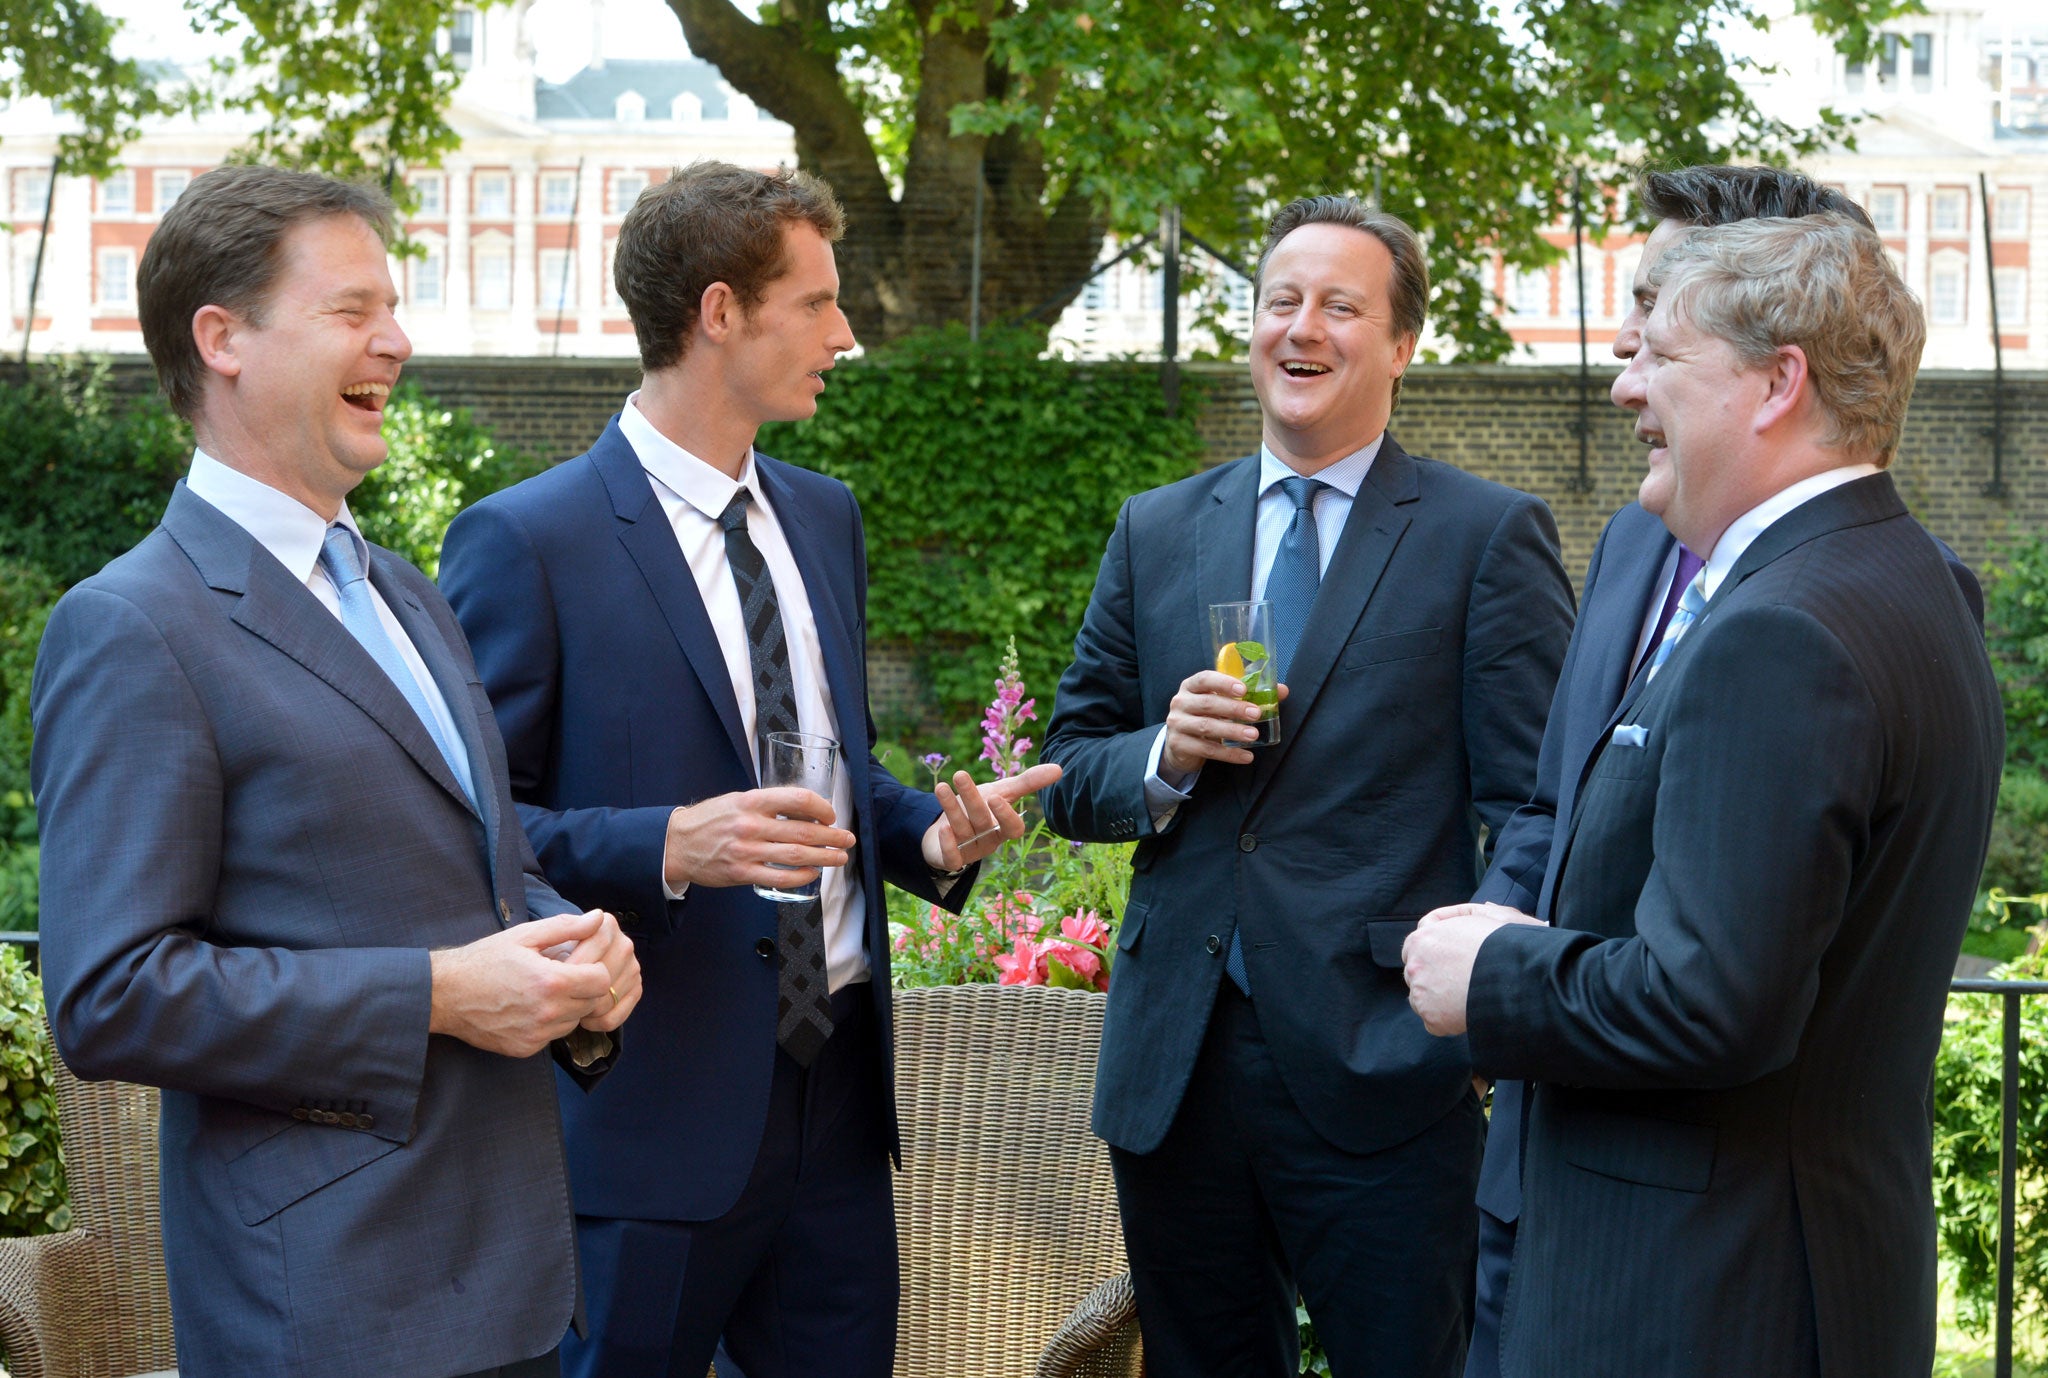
1459, 164, 1986, 1378
34, 165, 641, 1378
1040, 197, 1574, 1377
1406, 215, 2001, 1376
440, 161, 1057, 1378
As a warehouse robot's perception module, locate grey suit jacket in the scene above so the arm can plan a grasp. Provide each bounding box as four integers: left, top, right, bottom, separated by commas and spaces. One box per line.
34, 483, 587, 1378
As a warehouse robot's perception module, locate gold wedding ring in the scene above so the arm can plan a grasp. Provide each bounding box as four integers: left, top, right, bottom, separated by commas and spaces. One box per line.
608, 985, 619, 1007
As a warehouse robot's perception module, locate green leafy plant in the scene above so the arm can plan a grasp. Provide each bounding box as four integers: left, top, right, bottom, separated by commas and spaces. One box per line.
1934, 940, 2048, 1364
761, 325, 1203, 761
350, 383, 545, 578
1987, 535, 2048, 775
0, 944, 66, 1236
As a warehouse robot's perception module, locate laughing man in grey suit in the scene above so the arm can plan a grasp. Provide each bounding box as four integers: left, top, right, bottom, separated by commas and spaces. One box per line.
33, 166, 643, 1378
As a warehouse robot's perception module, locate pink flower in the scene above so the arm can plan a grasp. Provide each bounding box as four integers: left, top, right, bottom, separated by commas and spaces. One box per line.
1044, 909, 1110, 986
994, 935, 1048, 986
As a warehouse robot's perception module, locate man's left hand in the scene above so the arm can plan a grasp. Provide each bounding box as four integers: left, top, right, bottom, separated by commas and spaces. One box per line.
922, 764, 1064, 872
1402, 902, 1542, 1037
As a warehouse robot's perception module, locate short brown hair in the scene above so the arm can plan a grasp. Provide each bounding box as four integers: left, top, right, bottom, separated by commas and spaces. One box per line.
1650, 213, 1924, 465
614, 161, 846, 372
138, 165, 394, 421
1255, 197, 1429, 404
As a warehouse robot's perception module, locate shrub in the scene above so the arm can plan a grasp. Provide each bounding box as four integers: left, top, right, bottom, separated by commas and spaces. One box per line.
0, 944, 65, 1235
1986, 535, 2048, 774
1934, 944, 2048, 1364
759, 324, 1204, 761
351, 383, 547, 578
0, 360, 189, 587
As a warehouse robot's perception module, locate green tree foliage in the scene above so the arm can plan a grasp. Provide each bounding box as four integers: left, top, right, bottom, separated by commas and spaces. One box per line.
1988, 535, 2048, 774
758, 325, 1202, 759
351, 383, 545, 578
673, 0, 1913, 352
0, 945, 65, 1236
0, 0, 168, 179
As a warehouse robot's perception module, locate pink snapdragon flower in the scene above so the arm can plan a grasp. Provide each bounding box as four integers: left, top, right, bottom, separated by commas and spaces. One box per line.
980, 636, 1038, 780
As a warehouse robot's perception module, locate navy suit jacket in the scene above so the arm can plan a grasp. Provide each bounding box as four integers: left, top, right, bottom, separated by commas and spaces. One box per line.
1469, 474, 2002, 1377
35, 485, 585, 1378
1042, 438, 1574, 1157
440, 418, 966, 1221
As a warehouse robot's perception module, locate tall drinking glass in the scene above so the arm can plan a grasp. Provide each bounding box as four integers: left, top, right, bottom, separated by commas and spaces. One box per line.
1208, 600, 1280, 746
754, 730, 839, 902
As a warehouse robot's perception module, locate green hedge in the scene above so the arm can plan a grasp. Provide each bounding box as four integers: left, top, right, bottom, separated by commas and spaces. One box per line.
760, 325, 1205, 763
0, 947, 64, 1236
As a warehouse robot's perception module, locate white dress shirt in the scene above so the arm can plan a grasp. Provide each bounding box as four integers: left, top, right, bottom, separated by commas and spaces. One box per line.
1143, 437, 1385, 827
184, 450, 469, 769
618, 395, 869, 992
1697, 464, 1881, 602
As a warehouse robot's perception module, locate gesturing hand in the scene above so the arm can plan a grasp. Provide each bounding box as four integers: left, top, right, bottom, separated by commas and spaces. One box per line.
921, 763, 1065, 872
663, 788, 856, 892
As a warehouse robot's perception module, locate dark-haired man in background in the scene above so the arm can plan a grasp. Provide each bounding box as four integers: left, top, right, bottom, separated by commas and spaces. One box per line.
1459, 164, 1984, 1378
34, 164, 640, 1378
1040, 197, 1573, 1377
441, 161, 1057, 1378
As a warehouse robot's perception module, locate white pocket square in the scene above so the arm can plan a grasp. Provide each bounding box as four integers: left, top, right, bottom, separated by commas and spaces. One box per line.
1610, 724, 1649, 749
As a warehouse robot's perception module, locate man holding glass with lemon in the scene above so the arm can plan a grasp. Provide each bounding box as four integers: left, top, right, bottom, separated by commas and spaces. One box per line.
1042, 196, 1573, 1378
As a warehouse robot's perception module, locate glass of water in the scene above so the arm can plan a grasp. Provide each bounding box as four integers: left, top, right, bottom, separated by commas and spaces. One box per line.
754, 730, 839, 902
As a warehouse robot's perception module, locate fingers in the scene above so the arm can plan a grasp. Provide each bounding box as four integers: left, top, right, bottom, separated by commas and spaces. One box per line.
752, 786, 838, 828
982, 762, 1063, 803
512, 908, 604, 950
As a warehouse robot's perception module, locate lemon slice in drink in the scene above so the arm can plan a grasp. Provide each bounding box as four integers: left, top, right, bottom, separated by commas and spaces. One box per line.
1215, 642, 1247, 679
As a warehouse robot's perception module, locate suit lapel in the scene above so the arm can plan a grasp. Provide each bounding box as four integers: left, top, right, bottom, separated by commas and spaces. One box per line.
164, 486, 477, 816
1245, 439, 1416, 807
372, 557, 488, 830
591, 427, 754, 773
757, 456, 873, 821
1193, 459, 1259, 808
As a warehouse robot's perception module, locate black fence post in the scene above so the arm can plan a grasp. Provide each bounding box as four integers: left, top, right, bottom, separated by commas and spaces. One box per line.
1161, 205, 1182, 417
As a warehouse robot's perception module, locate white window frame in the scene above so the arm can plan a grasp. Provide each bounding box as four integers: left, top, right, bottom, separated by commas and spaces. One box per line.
1994, 189, 2029, 239
1509, 264, 1551, 317
1994, 266, 2027, 327
154, 170, 189, 214
1868, 187, 1906, 234
412, 172, 445, 217
1927, 250, 1968, 326
12, 235, 42, 313
409, 236, 447, 310
604, 236, 622, 309
96, 246, 135, 308
615, 91, 646, 122
540, 172, 577, 218
472, 233, 513, 311
609, 172, 647, 217
473, 171, 512, 219
539, 247, 576, 312
1930, 189, 1967, 236
99, 170, 134, 216
671, 92, 703, 122
11, 170, 49, 220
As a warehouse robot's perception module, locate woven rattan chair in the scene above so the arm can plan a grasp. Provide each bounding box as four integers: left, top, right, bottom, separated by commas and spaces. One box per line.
890, 984, 1140, 1378
0, 1016, 176, 1378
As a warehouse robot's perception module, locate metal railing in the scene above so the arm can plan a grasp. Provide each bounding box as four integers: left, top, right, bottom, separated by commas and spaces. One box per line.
0, 928, 2039, 1372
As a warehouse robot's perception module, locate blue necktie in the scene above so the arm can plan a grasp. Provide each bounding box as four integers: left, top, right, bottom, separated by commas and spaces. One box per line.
318, 525, 477, 809
1264, 475, 1328, 682
1644, 568, 1709, 683
1225, 474, 1328, 997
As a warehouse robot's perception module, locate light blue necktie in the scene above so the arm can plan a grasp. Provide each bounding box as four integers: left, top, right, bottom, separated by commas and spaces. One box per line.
318, 525, 477, 809
1225, 474, 1328, 998
1644, 568, 1709, 682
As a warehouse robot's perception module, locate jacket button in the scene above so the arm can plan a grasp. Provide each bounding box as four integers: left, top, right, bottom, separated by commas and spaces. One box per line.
338, 1113, 359, 1128
356, 1114, 375, 1131
1206, 934, 1222, 954
1238, 834, 1257, 852
755, 937, 775, 959
499, 899, 513, 924
291, 1107, 310, 1121
620, 909, 639, 925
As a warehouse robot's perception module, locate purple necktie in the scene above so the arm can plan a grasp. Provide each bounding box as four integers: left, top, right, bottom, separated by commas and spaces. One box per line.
1636, 546, 1705, 678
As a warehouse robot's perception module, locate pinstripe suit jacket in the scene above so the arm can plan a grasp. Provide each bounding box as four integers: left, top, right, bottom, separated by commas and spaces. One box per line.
1467, 473, 2003, 1378
34, 483, 589, 1378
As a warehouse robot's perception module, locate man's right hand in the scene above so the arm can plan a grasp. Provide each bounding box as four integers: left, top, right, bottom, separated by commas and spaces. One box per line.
663, 788, 855, 892
429, 910, 622, 1058
1161, 671, 1290, 776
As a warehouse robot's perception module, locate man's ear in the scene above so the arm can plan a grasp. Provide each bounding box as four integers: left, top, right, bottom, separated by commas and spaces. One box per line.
1753, 344, 1810, 435
1390, 331, 1419, 379
698, 281, 738, 344
191, 304, 243, 380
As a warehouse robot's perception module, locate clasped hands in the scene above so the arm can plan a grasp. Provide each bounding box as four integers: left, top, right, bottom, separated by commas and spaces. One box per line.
1400, 902, 1543, 1036
662, 763, 1064, 894
431, 908, 642, 1059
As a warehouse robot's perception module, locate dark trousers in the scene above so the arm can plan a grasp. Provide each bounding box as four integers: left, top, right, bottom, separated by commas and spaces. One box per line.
459, 1352, 560, 1378
1466, 1207, 1513, 1378
560, 985, 898, 1378
1466, 1076, 1525, 1378
1111, 983, 1482, 1378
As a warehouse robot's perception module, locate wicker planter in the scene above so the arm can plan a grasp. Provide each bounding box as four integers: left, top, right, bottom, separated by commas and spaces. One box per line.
890, 984, 1140, 1378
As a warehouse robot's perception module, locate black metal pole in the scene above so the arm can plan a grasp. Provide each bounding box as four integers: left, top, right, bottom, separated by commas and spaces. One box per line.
552, 157, 585, 357
969, 157, 984, 344
1997, 988, 2019, 1378
1570, 169, 1593, 495
1161, 205, 1182, 417
18, 154, 59, 368
1979, 172, 2009, 500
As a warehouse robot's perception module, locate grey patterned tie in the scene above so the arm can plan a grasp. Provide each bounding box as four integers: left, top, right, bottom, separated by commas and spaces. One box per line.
720, 488, 833, 1066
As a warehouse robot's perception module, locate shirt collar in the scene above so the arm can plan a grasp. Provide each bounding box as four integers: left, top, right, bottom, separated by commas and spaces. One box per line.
186, 448, 363, 584
1258, 434, 1383, 500
1700, 462, 1881, 600
620, 391, 758, 521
